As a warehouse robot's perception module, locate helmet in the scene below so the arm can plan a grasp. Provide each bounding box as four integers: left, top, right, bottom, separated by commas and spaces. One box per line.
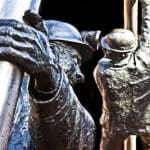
44, 20, 94, 62
101, 28, 137, 53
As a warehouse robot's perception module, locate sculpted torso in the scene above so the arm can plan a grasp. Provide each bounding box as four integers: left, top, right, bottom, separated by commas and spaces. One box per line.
95, 55, 150, 134
94, 0, 150, 149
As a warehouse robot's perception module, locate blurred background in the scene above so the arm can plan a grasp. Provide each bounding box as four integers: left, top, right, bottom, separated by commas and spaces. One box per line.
39, 0, 123, 33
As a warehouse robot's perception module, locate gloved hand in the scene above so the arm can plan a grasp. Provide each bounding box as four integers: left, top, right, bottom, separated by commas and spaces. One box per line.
0, 19, 59, 93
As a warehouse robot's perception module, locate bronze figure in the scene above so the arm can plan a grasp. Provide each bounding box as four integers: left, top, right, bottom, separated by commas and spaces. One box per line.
1, 0, 150, 149
2, 11, 97, 149
94, 0, 150, 149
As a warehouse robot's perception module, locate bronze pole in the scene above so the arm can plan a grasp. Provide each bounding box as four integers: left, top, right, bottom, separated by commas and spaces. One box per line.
124, 135, 137, 150
124, 1, 138, 150
0, 0, 41, 149
124, 0, 138, 39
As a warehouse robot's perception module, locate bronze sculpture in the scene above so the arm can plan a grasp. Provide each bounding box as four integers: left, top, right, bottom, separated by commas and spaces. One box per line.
2, 11, 97, 149
93, 0, 150, 149
1, 0, 150, 149
0, 0, 42, 149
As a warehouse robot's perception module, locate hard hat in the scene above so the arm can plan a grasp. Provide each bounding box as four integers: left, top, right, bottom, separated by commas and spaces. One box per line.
101, 28, 137, 53
44, 20, 94, 62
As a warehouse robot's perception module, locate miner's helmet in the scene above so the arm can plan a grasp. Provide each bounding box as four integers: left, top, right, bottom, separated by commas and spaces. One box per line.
101, 28, 137, 53
44, 20, 95, 63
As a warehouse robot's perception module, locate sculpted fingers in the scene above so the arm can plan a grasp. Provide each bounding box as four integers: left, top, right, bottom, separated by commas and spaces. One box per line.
0, 45, 38, 71
0, 35, 33, 51
0, 19, 35, 34
0, 19, 51, 74
0, 25, 44, 52
0, 27, 38, 65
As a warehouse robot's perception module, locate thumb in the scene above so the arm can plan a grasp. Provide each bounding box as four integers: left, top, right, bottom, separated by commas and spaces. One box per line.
23, 9, 48, 35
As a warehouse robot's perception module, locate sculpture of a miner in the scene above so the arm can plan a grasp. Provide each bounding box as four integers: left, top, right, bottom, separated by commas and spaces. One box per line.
0, 11, 98, 149
94, 0, 150, 148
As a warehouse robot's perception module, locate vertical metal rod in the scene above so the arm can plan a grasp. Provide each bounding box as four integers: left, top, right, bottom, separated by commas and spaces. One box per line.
124, 0, 138, 39
0, 0, 41, 149
124, 135, 137, 150
123, 0, 138, 150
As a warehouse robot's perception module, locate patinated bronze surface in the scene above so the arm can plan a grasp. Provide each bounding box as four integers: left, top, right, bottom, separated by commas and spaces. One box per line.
0, 12, 96, 149
94, 0, 150, 149
0, 0, 41, 149
1, 0, 150, 149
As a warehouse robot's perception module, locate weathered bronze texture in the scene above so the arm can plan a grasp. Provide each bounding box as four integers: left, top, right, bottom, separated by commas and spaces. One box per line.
0, 0, 41, 149
94, 0, 150, 149
0, 12, 96, 149
27, 18, 96, 150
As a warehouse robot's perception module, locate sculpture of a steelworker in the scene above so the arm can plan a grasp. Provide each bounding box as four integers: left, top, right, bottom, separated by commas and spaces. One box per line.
0, 11, 100, 149
94, 0, 150, 149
